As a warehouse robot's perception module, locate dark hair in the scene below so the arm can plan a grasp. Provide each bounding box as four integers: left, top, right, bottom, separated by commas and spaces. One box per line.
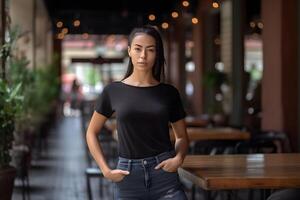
122, 25, 165, 82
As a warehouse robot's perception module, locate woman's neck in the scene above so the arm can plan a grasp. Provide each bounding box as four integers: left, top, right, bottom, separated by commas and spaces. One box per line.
123, 71, 159, 86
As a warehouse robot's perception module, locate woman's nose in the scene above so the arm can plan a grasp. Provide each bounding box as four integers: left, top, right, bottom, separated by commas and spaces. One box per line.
140, 50, 146, 58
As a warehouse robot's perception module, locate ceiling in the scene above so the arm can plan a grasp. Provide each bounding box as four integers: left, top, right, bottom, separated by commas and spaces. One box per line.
43, 0, 261, 36
43, 0, 198, 35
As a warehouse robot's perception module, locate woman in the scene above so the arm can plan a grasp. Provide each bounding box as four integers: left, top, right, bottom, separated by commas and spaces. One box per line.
86, 25, 189, 199
69, 79, 82, 113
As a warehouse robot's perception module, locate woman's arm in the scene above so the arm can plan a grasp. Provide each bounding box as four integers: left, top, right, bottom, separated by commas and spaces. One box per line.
171, 119, 189, 163
86, 111, 129, 181
86, 111, 111, 174
155, 119, 189, 171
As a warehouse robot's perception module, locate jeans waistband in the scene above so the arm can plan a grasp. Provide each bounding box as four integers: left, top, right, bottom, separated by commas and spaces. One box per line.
118, 150, 176, 166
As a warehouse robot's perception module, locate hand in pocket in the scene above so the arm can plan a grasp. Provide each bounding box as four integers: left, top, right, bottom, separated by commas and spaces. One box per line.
105, 169, 130, 182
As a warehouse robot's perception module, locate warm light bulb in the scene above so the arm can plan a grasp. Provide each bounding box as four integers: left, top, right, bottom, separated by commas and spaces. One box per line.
214, 38, 221, 45
149, 14, 156, 21
257, 22, 264, 29
250, 21, 256, 28
212, 2, 219, 9
62, 28, 68, 34
171, 11, 179, 18
192, 17, 198, 24
56, 21, 63, 28
182, 1, 189, 7
161, 22, 169, 29
73, 20, 80, 27
57, 33, 64, 40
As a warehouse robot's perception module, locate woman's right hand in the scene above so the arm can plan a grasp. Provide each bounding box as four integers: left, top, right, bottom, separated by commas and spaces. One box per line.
104, 169, 130, 182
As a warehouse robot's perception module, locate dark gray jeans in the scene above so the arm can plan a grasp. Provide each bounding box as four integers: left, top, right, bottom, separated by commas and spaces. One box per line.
114, 150, 188, 200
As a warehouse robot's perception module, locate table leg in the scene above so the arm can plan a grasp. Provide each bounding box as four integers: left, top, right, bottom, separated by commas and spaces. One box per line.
205, 190, 212, 200
191, 184, 195, 200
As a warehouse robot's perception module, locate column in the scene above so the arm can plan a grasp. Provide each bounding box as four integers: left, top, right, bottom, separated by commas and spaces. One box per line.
168, 18, 186, 96
192, 0, 215, 115
230, 0, 245, 126
298, 0, 300, 152
262, 0, 298, 151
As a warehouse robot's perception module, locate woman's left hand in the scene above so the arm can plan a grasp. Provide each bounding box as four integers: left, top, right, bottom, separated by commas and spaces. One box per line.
154, 156, 183, 172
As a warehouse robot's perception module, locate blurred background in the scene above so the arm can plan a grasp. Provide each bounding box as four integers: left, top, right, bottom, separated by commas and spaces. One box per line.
0, 0, 299, 199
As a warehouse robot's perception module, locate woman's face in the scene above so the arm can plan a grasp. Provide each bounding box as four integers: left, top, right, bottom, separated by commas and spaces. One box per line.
128, 33, 156, 72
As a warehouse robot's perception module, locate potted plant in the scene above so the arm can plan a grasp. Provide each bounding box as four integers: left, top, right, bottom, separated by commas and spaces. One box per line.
8, 56, 35, 144
28, 60, 60, 156
0, 79, 22, 200
0, 24, 24, 200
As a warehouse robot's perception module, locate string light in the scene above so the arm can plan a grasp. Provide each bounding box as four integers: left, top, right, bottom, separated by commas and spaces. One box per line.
212, 2, 219, 9
161, 22, 169, 29
171, 11, 179, 18
192, 17, 198, 24
56, 21, 63, 28
73, 20, 80, 27
57, 33, 64, 40
148, 14, 156, 21
214, 38, 221, 45
62, 28, 68, 34
257, 22, 264, 29
250, 21, 256, 28
182, 1, 189, 7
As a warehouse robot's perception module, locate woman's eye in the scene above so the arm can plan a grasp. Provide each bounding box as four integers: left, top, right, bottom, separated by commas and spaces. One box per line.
134, 48, 141, 51
148, 49, 155, 52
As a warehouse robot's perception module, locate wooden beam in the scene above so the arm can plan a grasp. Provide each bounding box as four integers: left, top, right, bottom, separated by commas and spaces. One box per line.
71, 56, 123, 64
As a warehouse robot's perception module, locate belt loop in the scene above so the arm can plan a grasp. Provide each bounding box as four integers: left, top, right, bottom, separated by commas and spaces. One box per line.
141, 160, 145, 168
127, 160, 132, 172
155, 155, 160, 165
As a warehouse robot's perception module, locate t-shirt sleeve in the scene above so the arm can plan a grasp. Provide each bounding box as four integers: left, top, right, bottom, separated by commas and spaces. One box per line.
169, 87, 186, 123
95, 87, 114, 118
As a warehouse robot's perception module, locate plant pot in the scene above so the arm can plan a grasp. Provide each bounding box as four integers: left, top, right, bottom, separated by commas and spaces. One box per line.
0, 166, 16, 200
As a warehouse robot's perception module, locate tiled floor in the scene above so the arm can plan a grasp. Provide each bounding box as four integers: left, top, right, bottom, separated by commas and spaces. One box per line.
12, 116, 114, 200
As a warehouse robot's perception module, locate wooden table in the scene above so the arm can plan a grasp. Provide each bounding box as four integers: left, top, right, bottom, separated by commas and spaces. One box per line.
178, 153, 300, 190
170, 127, 250, 142
185, 117, 210, 127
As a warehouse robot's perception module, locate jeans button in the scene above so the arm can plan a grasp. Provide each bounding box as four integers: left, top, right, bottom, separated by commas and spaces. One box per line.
143, 160, 147, 165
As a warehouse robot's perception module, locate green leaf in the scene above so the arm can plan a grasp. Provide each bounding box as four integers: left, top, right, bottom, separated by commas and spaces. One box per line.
8, 82, 22, 101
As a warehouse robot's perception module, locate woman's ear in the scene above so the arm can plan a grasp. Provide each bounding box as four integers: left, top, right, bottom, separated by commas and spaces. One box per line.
128, 46, 131, 57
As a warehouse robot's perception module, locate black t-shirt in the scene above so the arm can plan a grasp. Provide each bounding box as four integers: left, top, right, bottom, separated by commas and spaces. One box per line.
95, 81, 186, 159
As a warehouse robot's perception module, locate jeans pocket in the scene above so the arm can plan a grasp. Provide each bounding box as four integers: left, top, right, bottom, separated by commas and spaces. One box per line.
114, 163, 129, 184
161, 167, 177, 174
113, 175, 126, 183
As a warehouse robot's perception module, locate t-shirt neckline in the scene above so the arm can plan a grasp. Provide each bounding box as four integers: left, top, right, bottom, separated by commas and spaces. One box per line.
119, 81, 162, 88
